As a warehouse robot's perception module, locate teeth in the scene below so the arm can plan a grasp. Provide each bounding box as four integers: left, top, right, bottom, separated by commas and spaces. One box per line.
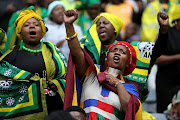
114, 56, 119, 60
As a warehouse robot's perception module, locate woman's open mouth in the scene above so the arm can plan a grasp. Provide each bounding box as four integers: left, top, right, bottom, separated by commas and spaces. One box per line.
113, 55, 120, 63
99, 30, 106, 37
29, 31, 37, 37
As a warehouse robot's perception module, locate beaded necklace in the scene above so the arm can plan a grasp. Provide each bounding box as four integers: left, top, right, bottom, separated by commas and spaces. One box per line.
19, 41, 43, 53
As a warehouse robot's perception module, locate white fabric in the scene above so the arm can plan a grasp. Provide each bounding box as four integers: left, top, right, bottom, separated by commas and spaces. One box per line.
81, 71, 122, 120
43, 18, 83, 59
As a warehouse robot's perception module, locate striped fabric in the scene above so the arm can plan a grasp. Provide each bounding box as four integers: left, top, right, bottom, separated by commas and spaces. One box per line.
80, 70, 124, 120
0, 42, 67, 119
64, 49, 142, 120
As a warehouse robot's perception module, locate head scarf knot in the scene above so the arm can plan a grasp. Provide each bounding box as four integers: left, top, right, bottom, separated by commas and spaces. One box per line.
14, 6, 47, 39
93, 13, 123, 37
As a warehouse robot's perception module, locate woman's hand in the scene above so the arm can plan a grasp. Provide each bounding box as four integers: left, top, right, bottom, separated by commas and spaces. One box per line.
64, 10, 78, 24
157, 12, 169, 34
48, 82, 58, 92
104, 72, 121, 88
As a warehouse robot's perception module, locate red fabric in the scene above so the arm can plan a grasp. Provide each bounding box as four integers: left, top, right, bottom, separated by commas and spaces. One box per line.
124, 95, 140, 120
97, 100, 115, 114
105, 41, 137, 76
64, 49, 97, 110
64, 53, 75, 110
97, 72, 117, 93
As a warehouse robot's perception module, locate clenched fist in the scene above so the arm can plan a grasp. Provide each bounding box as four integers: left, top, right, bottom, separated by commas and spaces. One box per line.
157, 12, 169, 34
64, 10, 78, 24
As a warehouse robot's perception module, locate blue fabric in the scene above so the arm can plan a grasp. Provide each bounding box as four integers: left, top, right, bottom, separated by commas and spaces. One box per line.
76, 72, 82, 102
101, 86, 110, 97
123, 84, 139, 99
83, 99, 98, 109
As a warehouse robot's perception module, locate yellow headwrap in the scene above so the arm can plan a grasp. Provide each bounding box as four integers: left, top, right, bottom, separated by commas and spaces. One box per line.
14, 6, 47, 39
172, 4, 180, 22
93, 13, 123, 37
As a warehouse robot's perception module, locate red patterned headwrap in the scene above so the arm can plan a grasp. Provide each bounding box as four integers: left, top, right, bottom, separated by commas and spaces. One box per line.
105, 41, 137, 76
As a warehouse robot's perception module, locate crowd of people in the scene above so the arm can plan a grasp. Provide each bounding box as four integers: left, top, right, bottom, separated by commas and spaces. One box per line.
0, 0, 180, 120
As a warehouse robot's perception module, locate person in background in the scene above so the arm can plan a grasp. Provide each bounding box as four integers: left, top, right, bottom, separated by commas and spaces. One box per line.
0, 6, 67, 119
0, 0, 24, 32
123, 22, 140, 43
75, 0, 101, 35
155, 4, 180, 113
2, 0, 48, 54
65, 106, 87, 120
140, 0, 178, 42
105, 0, 134, 39
40, 0, 55, 9
164, 87, 180, 120
46, 110, 76, 120
43, 1, 83, 59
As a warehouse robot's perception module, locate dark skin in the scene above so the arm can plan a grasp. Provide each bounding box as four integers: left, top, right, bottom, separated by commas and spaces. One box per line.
20, 18, 57, 92
96, 17, 116, 45
23, 0, 38, 9
64, 9, 131, 113
50, 5, 66, 48
87, 4, 101, 20
155, 12, 180, 66
69, 111, 86, 120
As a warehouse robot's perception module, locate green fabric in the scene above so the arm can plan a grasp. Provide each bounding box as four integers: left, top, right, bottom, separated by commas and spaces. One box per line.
0, 42, 67, 119
77, 10, 92, 35
124, 41, 155, 102
80, 28, 117, 64
75, 0, 100, 9
2, 7, 48, 54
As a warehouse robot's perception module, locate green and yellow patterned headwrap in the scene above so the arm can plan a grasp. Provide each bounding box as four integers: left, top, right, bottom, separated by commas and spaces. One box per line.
93, 13, 123, 37
14, 6, 47, 39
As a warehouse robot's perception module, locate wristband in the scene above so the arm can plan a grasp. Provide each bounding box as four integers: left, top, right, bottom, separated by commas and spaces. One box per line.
66, 32, 77, 41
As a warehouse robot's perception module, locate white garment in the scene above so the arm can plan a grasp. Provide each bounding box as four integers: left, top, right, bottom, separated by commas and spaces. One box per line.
80, 71, 122, 120
43, 18, 83, 59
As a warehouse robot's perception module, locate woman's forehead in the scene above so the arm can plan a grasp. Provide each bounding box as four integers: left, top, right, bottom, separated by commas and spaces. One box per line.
97, 16, 109, 22
25, 18, 39, 23
111, 44, 127, 50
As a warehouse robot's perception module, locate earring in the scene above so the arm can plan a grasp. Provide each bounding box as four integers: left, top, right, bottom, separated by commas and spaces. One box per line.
114, 30, 117, 33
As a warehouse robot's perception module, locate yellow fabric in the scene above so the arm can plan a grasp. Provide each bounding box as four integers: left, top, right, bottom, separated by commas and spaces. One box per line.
72, 66, 78, 106
172, 4, 180, 21
135, 99, 143, 120
142, 111, 156, 120
140, 0, 177, 42
93, 12, 123, 37
14, 9, 47, 39
41, 43, 66, 102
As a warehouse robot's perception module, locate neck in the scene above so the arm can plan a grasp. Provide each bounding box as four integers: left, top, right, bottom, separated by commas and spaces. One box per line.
25, 44, 41, 50
101, 38, 116, 45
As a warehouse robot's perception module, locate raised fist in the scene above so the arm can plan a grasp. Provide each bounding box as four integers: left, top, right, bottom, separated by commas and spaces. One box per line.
64, 10, 78, 24
157, 12, 169, 34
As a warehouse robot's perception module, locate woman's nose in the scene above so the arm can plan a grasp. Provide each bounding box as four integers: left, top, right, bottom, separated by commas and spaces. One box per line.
29, 23, 35, 28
